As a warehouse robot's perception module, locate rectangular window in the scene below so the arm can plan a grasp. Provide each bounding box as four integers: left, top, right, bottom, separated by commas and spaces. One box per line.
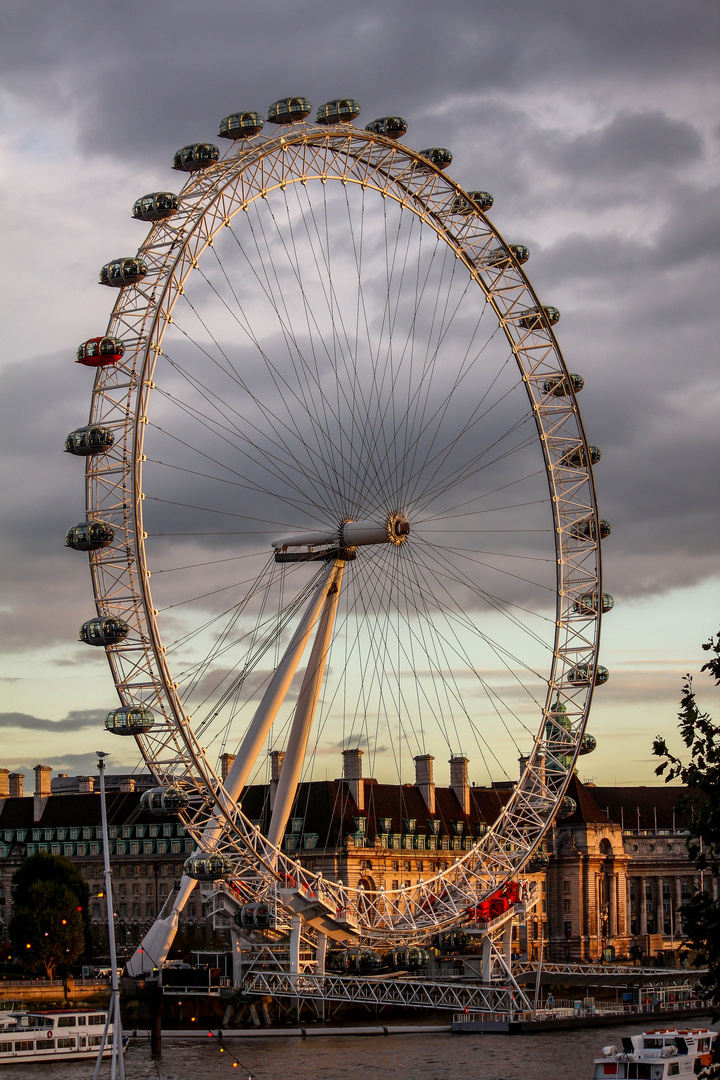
64, 844, 74, 856
57, 1037, 75, 1048
391, 880, 398, 890
392, 860, 399, 872
563, 880, 570, 893
149, 825, 159, 838
563, 899, 571, 913
15, 1040, 34, 1051
163, 825, 173, 837
51, 844, 60, 855
57, 1017, 75, 1027
130, 843, 139, 855
83, 828, 91, 839
90, 843, 99, 856
89, 1015, 106, 1025
0, 1042, 12, 1052
156, 841, 167, 854
136, 825, 145, 838
143, 842, 154, 854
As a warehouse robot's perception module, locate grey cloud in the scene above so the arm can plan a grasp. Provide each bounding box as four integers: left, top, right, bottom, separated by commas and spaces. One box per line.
0, 709, 109, 732
555, 111, 703, 179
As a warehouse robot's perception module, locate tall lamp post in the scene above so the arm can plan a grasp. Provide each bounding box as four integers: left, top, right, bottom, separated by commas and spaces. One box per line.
93, 752, 125, 1080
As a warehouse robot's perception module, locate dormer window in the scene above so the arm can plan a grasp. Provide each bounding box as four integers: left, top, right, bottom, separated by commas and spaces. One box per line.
453, 821, 464, 836
380, 817, 392, 833
404, 819, 416, 833
354, 817, 366, 833
428, 819, 440, 836
290, 817, 303, 834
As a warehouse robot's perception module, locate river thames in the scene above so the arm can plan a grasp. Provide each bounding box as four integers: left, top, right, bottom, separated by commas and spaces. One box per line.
2, 1018, 717, 1080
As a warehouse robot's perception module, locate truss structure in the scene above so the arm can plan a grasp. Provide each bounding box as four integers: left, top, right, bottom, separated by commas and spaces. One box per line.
76, 112, 604, 947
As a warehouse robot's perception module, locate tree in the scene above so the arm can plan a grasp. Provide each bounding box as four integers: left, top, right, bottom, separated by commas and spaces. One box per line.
11, 852, 91, 955
9, 880, 85, 979
653, 629, 720, 1016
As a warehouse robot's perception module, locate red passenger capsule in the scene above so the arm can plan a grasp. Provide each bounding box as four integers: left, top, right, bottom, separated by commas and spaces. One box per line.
75, 337, 125, 368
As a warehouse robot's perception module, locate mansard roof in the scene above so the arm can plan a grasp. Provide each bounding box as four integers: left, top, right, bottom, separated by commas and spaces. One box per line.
0, 792, 177, 830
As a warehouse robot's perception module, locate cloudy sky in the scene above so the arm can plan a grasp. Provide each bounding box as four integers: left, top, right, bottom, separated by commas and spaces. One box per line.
1, 0, 718, 788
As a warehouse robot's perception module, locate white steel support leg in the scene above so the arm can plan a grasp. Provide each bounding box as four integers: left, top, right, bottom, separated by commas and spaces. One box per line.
503, 920, 513, 968
267, 562, 344, 848
316, 932, 327, 975
290, 915, 301, 977
481, 934, 492, 983
127, 560, 339, 976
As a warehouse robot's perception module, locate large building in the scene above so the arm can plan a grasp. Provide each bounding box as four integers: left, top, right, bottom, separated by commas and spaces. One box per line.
0, 756, 709, 967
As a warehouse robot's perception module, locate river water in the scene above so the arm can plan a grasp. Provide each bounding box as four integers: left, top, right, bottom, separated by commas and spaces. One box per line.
3, 1018, 717, 1080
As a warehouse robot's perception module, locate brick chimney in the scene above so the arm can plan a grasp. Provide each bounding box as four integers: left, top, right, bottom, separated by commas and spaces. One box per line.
269, 750, 285, 811
221, 753, 236, 782
78, 776, 95, 794
414, 754, 435, 814
449, 755, 470, 815
9, 773, 24, 798
342, 748, 364, 811
0, 769, 9, 798
34, 764, 52, 822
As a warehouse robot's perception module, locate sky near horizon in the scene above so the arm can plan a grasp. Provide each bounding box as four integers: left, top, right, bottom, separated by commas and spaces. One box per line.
1, 0, 718, 789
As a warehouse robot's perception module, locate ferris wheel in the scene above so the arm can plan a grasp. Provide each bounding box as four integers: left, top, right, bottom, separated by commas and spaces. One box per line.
65, 97, 610, 963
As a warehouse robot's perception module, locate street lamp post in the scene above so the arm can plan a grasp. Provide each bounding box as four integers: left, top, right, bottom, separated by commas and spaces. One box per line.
93, 752, 125, 1080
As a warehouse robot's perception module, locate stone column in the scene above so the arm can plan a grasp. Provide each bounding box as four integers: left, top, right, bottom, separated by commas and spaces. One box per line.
656, 876, 664, 936
674, 877, 683, 936
640, 876, 647, 934
608, 874, 617, 938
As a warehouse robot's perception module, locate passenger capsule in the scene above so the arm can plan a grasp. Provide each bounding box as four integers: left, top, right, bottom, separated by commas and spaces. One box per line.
183, 851, 233, 881
566, 663, 610, 686
558, 796, 577, 818
140, 785, 189, 814
132, 192, 179, 222
418, 147, 452, 170
218, 111, 265, 140
517, 305, 560, 330
364, 116, 408, 140
172, 143, 219, 173
452, 190, 494, 214
543, 372, 584, 397
266, 97, 312, 124
75, 337, 125, 367
527, 850, 550, 871
65, 520, 115, 551
105, 706, 155, 736
579, 733, 597, 755
99, 258, 148, 288
485, 244, 530, 267
236, 903, 274, 929
559, 444, 601, 469
64, 424, 114, 456
79, 616, 129, 647
573, 592, 614, 616
570, 518, 612, 542
389, 946, 429, 971
315, 99, 361, 125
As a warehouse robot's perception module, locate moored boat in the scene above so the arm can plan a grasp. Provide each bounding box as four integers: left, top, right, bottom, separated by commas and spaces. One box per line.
591, 1027, 716, 1078
0, 1009, 116, 1064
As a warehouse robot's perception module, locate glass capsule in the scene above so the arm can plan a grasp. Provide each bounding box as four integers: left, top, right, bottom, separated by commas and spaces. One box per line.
485, 244, 530, 267
559, 444, 601, 469
140, 785, 189, 814
573, 592, 614, 616
517, 305, 560, 330
364, 116, 408, 140
79, 616, 129, 647
64, 424, 114, 456
570, 518, 612, 541
579, 733, 597, 755
558, 796, 577, 818
266, 97, 312, 124
543, 372, 584, 397
183, 851, 233, 881
315, 99, 361, 125
238, 902, 274, 928
566, 663, 610, 686
105, 706, 155, 735
453, 190, 494, 214
418, 147, 452, 170
218, 111, 265, 140
65, 521, 115, 551
75, 336, 125, 367
132, 192, 179, 221
172, 143, 219, 172
99, 258, 148, 288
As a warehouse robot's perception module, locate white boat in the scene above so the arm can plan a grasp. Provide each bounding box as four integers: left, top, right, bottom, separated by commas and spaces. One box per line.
591, 1027, 717, 1078
0, 1009, 118, 1064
